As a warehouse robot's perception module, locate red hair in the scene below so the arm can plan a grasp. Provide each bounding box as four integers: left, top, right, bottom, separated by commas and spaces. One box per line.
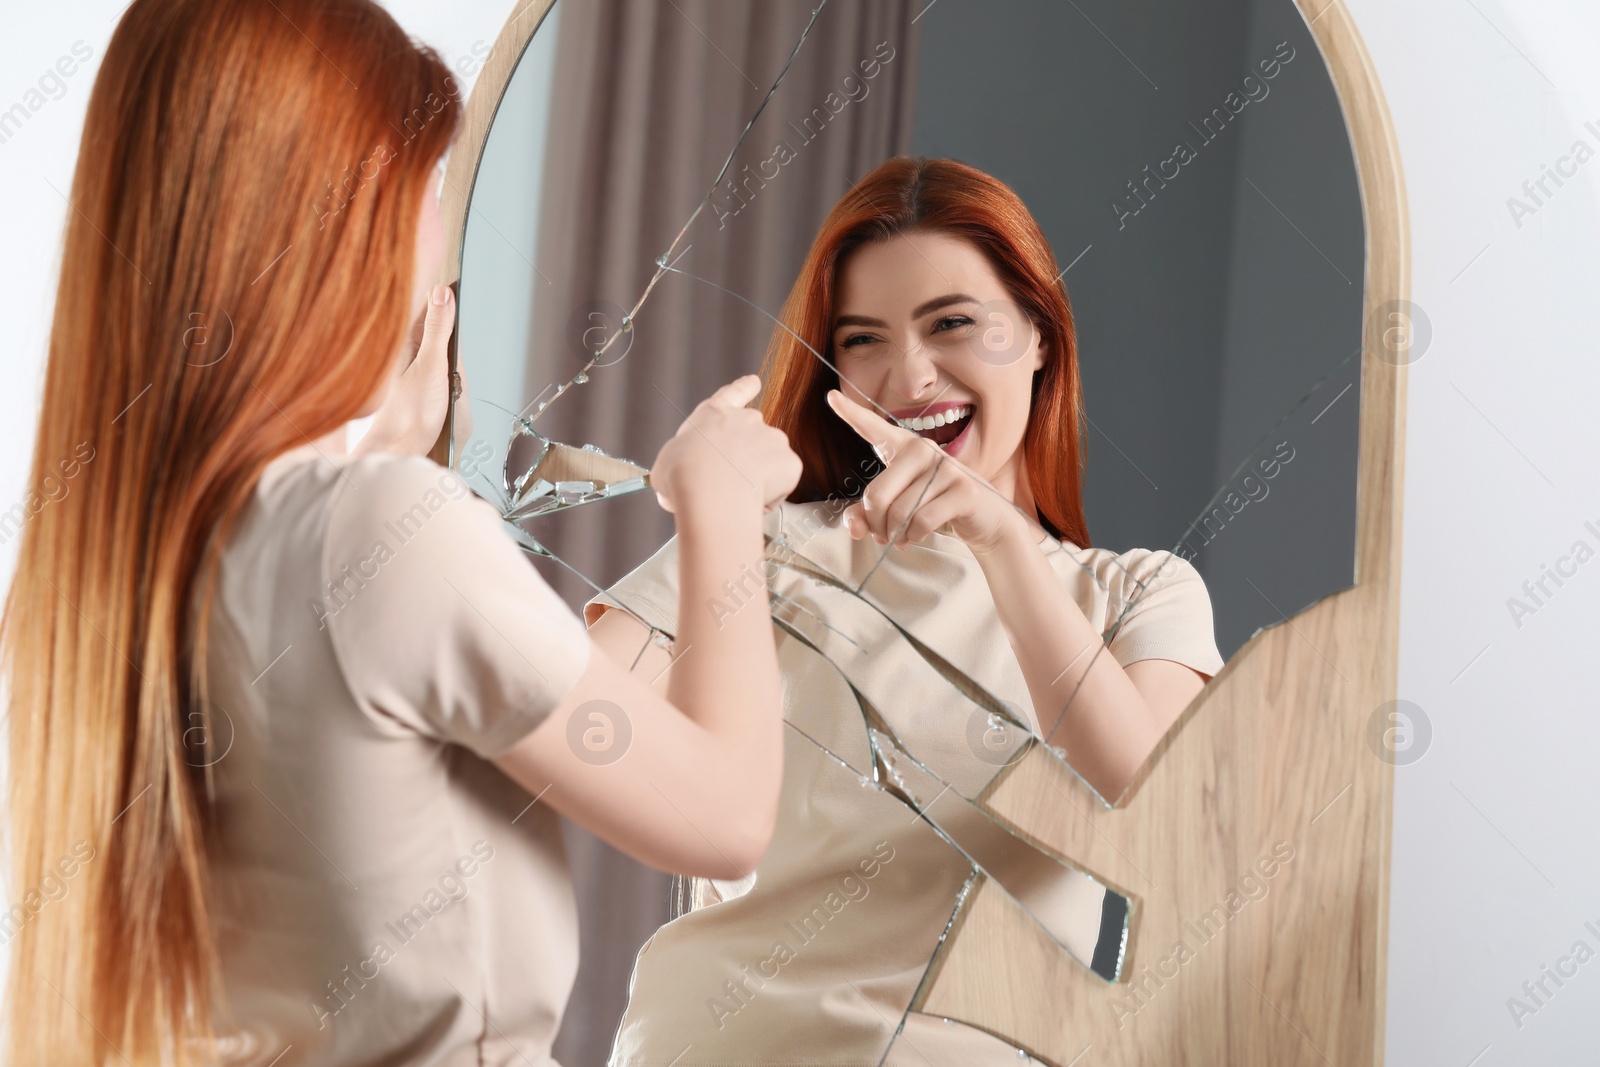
758, 156, 1091, 547
0, 1, 460, 1061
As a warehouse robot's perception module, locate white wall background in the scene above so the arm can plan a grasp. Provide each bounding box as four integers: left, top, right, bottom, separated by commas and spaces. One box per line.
1342, 1, 1600, 1064
3, 3, 1598, 1065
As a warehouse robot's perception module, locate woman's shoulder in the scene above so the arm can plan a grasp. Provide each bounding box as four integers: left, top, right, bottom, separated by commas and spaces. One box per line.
324, 451, 478, 516
1048, 539, 1202, 596
312, 450, 592, 756
1051, 539, 1223, 672
246, 448, 475, 534
314, 452, 514, 560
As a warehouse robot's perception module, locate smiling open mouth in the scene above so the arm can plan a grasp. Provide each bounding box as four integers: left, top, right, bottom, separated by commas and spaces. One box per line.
898, 403, 973, 448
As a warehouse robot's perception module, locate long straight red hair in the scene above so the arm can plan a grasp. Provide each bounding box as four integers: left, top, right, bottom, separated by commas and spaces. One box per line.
0, 1, 460, 1062
759, 156, 1091, 547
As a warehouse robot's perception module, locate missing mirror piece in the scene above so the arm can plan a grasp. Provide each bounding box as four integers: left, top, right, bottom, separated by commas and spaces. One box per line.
1106, 840, 1296, 1030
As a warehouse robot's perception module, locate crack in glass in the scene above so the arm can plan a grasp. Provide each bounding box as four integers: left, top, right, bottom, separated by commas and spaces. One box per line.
452, 1, 1367, 1061
499, 414, 652, 521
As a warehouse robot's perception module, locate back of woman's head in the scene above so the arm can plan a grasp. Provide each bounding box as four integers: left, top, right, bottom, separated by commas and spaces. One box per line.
1, 1, 459, 1061
759, 156, 1090, 547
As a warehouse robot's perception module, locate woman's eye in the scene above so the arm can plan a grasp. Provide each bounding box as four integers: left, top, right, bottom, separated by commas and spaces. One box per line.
932, 314, 975, 333
839, 333, 878, 349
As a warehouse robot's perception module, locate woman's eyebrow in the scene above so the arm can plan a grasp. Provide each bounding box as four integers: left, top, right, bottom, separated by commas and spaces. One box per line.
912, 292, 978, 318
834, 293, 979, 331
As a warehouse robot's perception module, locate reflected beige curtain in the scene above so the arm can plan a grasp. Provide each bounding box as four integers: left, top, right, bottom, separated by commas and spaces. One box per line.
525, 1, 921, 1062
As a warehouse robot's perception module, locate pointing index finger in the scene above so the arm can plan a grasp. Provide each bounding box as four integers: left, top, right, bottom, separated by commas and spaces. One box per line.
826, 389, 912, 454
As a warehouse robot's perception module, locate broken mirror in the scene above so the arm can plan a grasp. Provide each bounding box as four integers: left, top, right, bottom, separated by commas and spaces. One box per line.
449, 0, 1364, 1062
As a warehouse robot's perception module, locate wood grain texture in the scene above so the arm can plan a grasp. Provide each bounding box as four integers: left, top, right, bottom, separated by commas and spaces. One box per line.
428, 0, 556, 466
914, 2, 1409, 1063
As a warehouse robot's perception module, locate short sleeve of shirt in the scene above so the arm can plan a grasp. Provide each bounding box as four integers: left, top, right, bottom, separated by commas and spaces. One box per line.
322, 454, 591, 758
582, 534, 682, 635
1099, 549, 1225, 678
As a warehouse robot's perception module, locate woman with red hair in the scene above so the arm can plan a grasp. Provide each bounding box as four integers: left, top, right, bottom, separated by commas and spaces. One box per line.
1, 2, 801, 1063
587, 157, 1224, 1063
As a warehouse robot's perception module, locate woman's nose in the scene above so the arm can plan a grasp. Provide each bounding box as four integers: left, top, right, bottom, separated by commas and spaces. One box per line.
886, 334, 940, 401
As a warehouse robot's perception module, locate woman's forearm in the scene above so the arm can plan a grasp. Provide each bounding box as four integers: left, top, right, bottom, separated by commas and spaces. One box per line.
971, 517, 1163, 799
497, 498, 785, 879
666, 490, 786, 815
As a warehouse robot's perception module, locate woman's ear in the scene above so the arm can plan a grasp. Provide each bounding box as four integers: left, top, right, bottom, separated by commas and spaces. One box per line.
1032, 329, 1048, 372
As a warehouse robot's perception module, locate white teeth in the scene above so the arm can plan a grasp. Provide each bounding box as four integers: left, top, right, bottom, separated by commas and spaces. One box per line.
898, 404, 972, 432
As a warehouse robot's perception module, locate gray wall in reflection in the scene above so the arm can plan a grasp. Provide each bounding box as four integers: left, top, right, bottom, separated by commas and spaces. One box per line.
910, 0, 1364, 659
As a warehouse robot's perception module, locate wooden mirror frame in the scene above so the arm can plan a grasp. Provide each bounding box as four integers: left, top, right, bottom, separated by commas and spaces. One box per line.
431, 1, 1407, 1062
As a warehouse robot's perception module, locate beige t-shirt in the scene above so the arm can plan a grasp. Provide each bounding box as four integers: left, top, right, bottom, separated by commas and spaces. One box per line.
197, 444, 590, 1067
586, 501, 1223, 1067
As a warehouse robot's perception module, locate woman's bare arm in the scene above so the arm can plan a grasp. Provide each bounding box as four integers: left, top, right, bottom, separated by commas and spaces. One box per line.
493, 377, 797, 878
968, 522, 1206, 800
827, 389, 1205, 802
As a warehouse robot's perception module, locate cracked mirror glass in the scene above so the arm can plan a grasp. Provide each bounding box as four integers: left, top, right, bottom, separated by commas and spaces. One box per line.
454, 0, 1363, 1062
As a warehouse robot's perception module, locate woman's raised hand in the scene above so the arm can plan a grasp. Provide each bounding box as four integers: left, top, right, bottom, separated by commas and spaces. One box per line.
356, 284, 469, 459
652, 375, 802, 516
499, 372, 797, 880
827, 388, 1025, 554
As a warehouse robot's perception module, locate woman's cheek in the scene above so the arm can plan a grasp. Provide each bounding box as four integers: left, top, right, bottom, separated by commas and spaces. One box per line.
838, 364, 884, 406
